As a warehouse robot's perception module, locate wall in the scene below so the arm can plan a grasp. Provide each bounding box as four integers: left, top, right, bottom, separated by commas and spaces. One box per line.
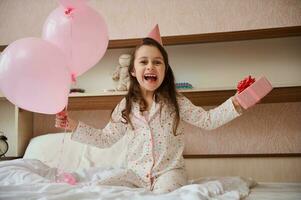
17, 109, 33, 155
0, 100, 17, 156
0, 0, 301, 44
33, 102, 301, 155
184, 102, 301, 155
185, 157, 301, 182
75, 36, 301, 93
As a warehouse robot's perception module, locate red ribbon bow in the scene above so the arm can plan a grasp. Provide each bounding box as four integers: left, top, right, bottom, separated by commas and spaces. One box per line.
237, 75, 256, 93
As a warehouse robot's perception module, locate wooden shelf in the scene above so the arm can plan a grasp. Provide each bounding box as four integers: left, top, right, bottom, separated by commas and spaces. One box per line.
0, 156, 22, 161
183, 153, 301, 158
1, 26, 301, 51
0, 45, 6, 51
109, 26, 301, 49
67, 86, 301, 110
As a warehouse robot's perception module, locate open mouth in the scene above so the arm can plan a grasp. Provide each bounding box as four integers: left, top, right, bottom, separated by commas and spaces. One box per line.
144, 74, 157, 81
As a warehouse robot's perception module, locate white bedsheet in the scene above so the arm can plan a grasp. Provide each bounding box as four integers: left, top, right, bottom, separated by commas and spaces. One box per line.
0, 159, 254, 200
245, 182, 301, 200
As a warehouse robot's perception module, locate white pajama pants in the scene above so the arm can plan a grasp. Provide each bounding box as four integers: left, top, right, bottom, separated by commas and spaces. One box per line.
151, 168, 188, 194
84, 168, 188, 194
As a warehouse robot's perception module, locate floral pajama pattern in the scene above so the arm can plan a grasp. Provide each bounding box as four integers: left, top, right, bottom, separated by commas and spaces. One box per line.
72, 95, 241, 193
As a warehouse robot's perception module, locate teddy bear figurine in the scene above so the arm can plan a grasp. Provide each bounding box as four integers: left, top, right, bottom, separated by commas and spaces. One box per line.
112, 54, 132, 91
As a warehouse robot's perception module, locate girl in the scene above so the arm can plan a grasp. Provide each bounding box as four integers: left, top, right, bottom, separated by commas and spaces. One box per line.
56, 37, 244, 194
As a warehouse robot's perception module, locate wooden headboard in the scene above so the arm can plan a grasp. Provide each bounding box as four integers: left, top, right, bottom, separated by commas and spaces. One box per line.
33, 103, 301, 157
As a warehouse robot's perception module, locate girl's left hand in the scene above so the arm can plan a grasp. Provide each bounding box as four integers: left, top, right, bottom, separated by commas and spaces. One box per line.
232, 94, 244, 114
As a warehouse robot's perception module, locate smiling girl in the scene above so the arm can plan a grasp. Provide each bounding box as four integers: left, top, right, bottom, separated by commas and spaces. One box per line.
56, 37, 244, 193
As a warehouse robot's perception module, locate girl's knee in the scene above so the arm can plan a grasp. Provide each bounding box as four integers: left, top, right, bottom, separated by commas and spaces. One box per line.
151, 169, 188, 194
152, 183, 182, 194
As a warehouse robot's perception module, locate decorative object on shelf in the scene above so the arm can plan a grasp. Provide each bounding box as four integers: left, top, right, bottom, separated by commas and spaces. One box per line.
102, 89, 116, 92
236, 76, 273, 109
112, 54, 132, 91
70, 88, 85, 93
176, 82, 193, 89
0, 131, 8, 157
69, 72, 85, 94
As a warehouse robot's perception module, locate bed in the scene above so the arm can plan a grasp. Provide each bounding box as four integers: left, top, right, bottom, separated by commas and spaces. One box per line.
245, 182, 301, 200
0, 132, 300, 200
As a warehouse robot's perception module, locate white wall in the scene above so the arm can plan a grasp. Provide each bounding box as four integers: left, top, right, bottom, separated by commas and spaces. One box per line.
0, 0, 301, 44
0, 100, 17, 156
1, 0, 300, 93
76, 36, 301, 93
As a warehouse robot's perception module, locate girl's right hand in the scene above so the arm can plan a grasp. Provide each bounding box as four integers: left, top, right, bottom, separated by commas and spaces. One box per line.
55, 111, 78, 132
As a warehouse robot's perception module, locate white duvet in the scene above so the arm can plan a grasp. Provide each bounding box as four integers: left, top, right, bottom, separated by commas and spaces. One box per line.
0, 159, 255, 200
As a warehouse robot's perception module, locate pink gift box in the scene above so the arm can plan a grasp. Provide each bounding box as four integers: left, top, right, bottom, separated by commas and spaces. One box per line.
236, 76, 273, 109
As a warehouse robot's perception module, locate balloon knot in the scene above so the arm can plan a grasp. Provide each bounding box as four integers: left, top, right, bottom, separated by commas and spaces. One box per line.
64, 7, 74, 15
71, 73, 77, 83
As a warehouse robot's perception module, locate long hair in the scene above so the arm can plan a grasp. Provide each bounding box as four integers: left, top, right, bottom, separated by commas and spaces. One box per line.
119, 37, 180, 135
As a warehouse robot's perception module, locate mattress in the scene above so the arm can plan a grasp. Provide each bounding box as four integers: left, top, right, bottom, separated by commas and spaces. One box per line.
245, 182, 301, 200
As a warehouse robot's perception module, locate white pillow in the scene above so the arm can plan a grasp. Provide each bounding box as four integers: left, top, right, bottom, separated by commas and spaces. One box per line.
23, 133, 128, 172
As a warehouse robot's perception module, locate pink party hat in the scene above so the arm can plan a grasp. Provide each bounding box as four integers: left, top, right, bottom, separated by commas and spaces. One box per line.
148, 24, 163, 45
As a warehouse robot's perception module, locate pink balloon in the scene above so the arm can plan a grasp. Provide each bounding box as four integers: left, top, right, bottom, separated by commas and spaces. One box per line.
42, 5, 109, 77
0, 38, 71, 114
58, 0, 89, 9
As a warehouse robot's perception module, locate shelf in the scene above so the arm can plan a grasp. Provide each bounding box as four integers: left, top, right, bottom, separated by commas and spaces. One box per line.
67, 86, 301, 110
1, 86, 301, 111
183, 153, 301, 158
108, 26, 301, 49
0, 156, 22, 161
1, 26, 301, 51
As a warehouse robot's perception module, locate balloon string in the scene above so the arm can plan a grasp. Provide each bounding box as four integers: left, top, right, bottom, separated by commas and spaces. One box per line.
71, 73, 77, 85
55, 102, 69, 180
56, 8, 74, 178
59, 7, 74, 170
70, 13, 73, 83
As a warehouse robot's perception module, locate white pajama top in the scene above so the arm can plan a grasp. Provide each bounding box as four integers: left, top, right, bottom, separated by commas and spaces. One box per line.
71, 95, 241, 188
